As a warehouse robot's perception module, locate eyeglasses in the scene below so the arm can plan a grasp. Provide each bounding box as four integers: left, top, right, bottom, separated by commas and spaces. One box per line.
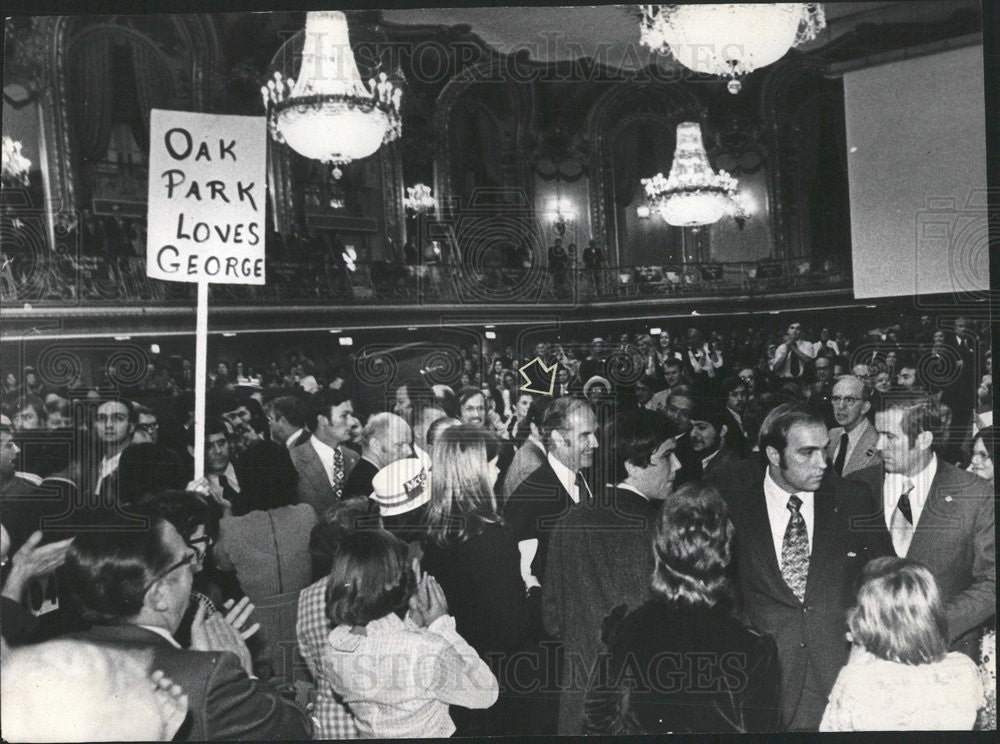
186, 534, 214, 551
140, 550, 196, 596
136, 423, 159, 433
831, 396, 862, 405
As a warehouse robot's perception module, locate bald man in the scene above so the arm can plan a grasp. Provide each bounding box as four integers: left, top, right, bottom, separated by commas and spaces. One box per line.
826, 376, 881, 476
341, 412, 413, 500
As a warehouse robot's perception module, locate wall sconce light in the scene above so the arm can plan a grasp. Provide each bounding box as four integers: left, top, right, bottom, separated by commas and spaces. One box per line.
404, 183, 436, 214
636, 204, 651, 219
485, 331, 497, 340
339, 336, 354, 346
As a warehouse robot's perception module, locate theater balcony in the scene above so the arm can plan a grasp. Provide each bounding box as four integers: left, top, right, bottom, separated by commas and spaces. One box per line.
0, 5, 980, 339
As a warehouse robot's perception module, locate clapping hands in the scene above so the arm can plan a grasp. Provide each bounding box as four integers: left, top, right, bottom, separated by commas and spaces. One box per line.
190, 599, 254, 676
407, 565, 448, 628
1, 531, 74, 603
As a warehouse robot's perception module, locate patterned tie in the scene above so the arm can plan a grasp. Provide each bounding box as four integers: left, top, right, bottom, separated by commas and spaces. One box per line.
833, 432, 850, 476
332, 446, 345, 501
781, 495, 809, 602
890, 479, 915, 557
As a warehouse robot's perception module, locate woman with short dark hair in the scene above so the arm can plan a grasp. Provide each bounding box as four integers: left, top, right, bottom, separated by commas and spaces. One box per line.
322, 529, 498, 738
584, 481, 780, 734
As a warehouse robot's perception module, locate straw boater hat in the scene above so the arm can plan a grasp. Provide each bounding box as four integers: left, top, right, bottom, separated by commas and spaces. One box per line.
370, 457, 431, 517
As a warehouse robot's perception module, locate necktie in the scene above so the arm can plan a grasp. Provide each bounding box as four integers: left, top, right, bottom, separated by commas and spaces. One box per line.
332, 447, 345, 501
781, 495, 809, 602
890, 479, 915, 556
576, 472, 595, 506
833, 432, 850, 475
789, 345, 801, 377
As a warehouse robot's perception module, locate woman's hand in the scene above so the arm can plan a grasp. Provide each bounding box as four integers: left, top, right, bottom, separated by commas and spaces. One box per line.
1, 531, 73, 603
408, 573, 449, 628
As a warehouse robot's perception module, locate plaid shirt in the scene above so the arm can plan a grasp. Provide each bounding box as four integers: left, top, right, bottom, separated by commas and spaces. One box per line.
297, 577, 359, 739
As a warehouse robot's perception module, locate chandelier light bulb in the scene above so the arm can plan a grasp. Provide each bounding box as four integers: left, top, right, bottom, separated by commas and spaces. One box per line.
264, 10, 403, 174
641, 122, 737, 227
640, 4, 826, 93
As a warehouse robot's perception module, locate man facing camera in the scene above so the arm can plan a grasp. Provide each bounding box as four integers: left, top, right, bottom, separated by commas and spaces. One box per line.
719, 403, 892, 731
850, 394, 995, 658
826, 375, 881, 476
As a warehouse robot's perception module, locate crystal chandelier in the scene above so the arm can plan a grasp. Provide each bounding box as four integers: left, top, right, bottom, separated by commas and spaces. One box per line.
262, 11, 402, 178
403, 183, 436, 214
639, 4, 826, 93
641, 122, 738, 227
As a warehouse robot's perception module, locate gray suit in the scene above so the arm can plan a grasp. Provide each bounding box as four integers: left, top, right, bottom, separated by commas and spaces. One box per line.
500, 438, 546, 506
850, 459, 995, 657
826, 418, 881, 476
290, 440, 358, 518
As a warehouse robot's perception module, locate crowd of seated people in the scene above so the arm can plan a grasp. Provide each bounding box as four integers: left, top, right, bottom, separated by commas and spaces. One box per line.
0, 311, 994, 738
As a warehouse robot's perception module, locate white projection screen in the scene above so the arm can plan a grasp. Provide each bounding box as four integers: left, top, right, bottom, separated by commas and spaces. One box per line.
843, 44, 988, 299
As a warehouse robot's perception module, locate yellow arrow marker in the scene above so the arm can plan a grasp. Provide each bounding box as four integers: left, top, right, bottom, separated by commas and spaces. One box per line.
519, 356, 558, 396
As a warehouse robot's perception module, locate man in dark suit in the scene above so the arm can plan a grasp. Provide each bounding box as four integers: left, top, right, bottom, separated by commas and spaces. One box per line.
826, 375, 881, 476
265, 395, 311, 449
689, 400, 741, 482
850, 394, 994, 658
60, 515, 311, 740
719, 403, 891, 731
290, 389, 360, 518
506, 397, 599, 589
543, 409, 680, 735
341, 412, 412, 500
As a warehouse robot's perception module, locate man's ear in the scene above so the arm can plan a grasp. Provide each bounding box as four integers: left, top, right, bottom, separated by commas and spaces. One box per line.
915, 429, 934, 452
719, 424, 728, 441
861, 400, 871, 417
764, 444, 781, 470
144, 579, 170, 614
623, 458, 640, 480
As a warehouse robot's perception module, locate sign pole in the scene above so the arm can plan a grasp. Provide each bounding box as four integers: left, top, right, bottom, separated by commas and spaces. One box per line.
194, 279, 209, 478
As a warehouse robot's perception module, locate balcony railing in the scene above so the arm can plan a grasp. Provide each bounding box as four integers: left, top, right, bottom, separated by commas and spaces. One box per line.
0, 252, 850, 308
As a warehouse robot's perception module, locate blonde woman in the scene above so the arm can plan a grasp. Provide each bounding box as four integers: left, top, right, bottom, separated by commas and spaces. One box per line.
421, 424, 539, 736
820, 558, 984, 731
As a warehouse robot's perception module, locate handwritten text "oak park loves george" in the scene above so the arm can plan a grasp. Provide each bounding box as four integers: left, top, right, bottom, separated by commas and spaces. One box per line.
154, 127, 264, 280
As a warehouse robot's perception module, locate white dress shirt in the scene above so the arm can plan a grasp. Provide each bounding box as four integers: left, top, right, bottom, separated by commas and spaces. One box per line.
763, 467, 815, 568
771, 339, 819, 377
95, 450, 124, 493
310, 436, 337, 486
208, 462, 241, 493
883, 454, 937, 531
547, 452, 580, 504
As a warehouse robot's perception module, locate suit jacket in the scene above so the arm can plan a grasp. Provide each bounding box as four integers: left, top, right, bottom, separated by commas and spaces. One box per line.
500, 438, 547, 506
825, 419, 881, 476
290, 439, 358, 518
701, 442, 742, 483
505, 459, 577, 581
68, 624, 311, 741
849, 459, 995, 655
723, 463, 892, 731
341, 457, 379, 500
289, 429, 311, 448
542, 485, 660, 735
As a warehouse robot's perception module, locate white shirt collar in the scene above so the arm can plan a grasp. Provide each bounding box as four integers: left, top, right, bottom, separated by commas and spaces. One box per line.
612, 482, 651, 501
762, 466, 815, 570
547, 452, 579, 504
285, 428, 304, 448
701, 447, 722, 471
527, 435, 546, 453
208, 462, 241, 493
138, 625, 182, 649
883, 453, 937, 529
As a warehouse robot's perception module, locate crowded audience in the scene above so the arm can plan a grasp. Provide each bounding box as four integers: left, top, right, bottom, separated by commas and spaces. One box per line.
0, 311, 994, 738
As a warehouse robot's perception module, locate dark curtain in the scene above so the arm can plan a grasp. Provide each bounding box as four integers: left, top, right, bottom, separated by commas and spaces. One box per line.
69, 35, 113, 161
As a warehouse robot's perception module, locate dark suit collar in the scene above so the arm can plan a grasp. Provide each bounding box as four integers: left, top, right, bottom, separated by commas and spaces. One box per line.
804, 476, 843, 602
82, 622, 177, 648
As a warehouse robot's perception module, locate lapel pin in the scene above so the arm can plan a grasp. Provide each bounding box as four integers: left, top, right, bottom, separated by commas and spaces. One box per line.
847, 551, 857, 557
945, 495, 953, 503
